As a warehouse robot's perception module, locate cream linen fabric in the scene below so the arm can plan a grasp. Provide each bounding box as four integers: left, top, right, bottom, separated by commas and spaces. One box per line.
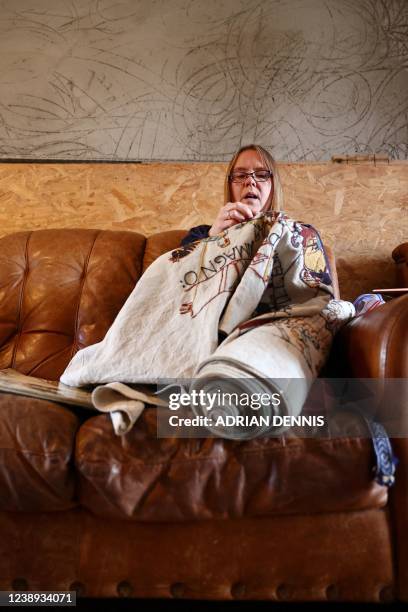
61, 212, 354, 435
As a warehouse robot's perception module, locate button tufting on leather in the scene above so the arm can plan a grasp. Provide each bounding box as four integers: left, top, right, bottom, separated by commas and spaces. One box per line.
231, 582, 246, 598
379, 585, 395, 603
69, 582, 85, 597
117, 581, 134, 597
170, 582, 185, 598
12, 578, 28, 591
325, 584, 338, 600
276, 583, 293, 600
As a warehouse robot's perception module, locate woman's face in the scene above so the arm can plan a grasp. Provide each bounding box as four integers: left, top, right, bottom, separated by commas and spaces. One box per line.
229, 149, 273, 213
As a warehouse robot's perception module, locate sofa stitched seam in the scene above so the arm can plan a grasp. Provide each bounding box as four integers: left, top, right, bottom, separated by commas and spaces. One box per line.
0, 448, 71, 457
26, 344, 74, 377
79, 434, 365, 453
69, 230, 101, 360
10, 231, 33, 368
77, 438, 370, 467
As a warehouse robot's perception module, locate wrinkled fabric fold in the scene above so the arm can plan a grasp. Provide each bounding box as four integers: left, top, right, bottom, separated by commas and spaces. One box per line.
91, 382, 167, 435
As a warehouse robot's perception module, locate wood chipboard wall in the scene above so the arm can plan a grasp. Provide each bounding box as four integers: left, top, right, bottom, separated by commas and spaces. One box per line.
0, 162, 407, 300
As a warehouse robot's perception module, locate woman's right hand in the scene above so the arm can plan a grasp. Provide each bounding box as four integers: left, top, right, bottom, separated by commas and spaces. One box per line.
208, 202, 255, 237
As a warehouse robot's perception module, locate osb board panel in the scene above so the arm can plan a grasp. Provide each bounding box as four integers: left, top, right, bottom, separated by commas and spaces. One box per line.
0, 162, 407, 301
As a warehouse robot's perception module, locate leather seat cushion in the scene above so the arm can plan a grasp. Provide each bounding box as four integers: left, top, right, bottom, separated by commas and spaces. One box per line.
0, 393, 79, 511
76, 409, 387, 521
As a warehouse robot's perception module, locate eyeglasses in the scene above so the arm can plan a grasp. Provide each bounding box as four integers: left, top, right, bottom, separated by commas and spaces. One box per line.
229, 170, 272, 183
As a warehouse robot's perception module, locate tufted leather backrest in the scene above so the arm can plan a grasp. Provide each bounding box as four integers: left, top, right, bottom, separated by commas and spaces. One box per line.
0, 229, 145, 380
0, 228, 339, 380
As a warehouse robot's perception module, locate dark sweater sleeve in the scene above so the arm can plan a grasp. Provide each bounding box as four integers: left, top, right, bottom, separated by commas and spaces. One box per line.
180, 224, 211, 246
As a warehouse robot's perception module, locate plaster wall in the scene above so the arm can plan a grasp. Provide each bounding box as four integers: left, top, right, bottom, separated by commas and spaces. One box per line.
0, 0, 407, 161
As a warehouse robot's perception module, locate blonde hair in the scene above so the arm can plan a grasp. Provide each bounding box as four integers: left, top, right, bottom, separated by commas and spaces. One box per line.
224, 144, 283, 212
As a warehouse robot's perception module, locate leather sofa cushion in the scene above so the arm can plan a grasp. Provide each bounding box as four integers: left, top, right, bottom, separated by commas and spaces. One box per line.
0, 229, 145, 380
142, 230, 188, 272
392, 242, 408, 287
0, 393, 79, 511
76, 410, 387, 521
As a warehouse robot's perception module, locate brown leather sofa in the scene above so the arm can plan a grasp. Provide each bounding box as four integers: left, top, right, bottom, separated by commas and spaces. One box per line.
0, 229, 407, 603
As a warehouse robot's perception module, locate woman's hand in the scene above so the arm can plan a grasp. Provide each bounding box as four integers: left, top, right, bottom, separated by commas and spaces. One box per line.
208, 202, 255, 237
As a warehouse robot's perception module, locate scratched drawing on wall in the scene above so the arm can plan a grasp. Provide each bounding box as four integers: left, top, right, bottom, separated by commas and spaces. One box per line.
0, 0, 406, 161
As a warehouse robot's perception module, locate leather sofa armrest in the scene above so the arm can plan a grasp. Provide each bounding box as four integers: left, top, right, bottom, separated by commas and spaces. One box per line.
330, 294, 408, 432
336, 292, 408, 601
335, 294, 408, 379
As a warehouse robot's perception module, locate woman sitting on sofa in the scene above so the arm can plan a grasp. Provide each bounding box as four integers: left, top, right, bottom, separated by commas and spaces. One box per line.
181, 144, 284, 246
